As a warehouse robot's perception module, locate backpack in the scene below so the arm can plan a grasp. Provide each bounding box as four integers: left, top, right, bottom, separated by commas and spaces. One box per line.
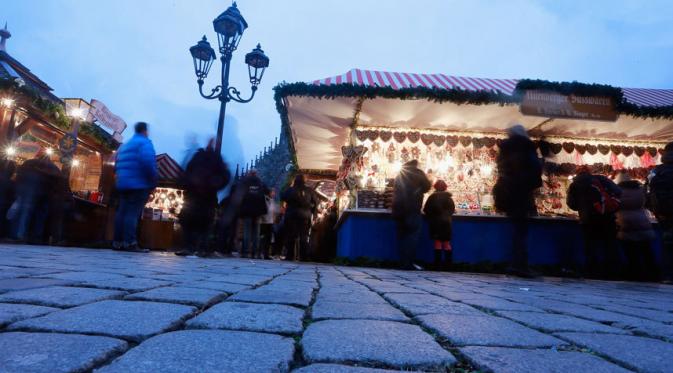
590, 177, 620, 215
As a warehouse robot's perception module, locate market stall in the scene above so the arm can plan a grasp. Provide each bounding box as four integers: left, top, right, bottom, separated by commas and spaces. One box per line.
1, 33, 121, 244
274, 68, 673, 267
139, 153, 184, 249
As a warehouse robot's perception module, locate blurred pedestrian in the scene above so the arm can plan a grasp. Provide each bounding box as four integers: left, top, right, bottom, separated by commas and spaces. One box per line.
647, 141, 673, 283
10, 149, 58, 241
423, 179, 455, 271
0, 159, 16, 238
176, 139, 230, 257
493, 125, 542, 278
46, 170, 74, 245
567, 166, 622, 279
259, 188, 278, 259
282, 174, 319, 261
392, 159, 431, 270
238, 169, 269, 258
113, 122, 157, 253
615, 172, 657, 281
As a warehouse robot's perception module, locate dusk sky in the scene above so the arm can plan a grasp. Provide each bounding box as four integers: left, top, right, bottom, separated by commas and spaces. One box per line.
4, 0, 672, 168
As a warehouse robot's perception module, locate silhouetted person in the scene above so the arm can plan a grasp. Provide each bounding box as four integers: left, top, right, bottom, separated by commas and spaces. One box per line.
493, 125, 542, 278
282, 174, 319, 261
567, 166, 621, 279
238, 169, 269, 258
615, 172, 656, 281
423, 179, 455, 270
392, 159, 431, 270
0, 159, 16, 238
177, 139, 230, 257
113, 122, 157, 252
648, 141, 673, 283
259, 188, 279, 259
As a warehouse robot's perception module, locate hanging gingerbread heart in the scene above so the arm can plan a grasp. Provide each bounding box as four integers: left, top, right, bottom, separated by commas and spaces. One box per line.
407, 131, 420, 143
610, 144, 622, 155
380, 131, 392, 142
459, 136, 472, 147
622, 146, 633, 156
393, 131, 406, 143
472, 138, 483, 148
647, 147, 657, 157
634, 146, 645, 157
421, 133, 433, 146
366, 129, 379, 141
575, 144, 586, 154
433, 135, 446, 147
586, 144, 598, 155
446, 135, 459, 147
598, 144, 610, 155
562, 142, 575, 154
550, 143, 563, 154
484, 137, 496, 148
356, 130, 367, 142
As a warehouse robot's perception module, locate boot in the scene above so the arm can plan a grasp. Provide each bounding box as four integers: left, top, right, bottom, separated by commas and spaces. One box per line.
443, 250, 453, 271
434, 250, 442, 271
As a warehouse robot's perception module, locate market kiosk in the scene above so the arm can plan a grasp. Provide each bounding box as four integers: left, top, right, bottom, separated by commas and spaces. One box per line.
274, 69, 673, 267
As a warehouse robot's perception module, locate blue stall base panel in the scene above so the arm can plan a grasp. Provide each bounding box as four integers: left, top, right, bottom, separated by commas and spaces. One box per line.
336, 211, 587, 266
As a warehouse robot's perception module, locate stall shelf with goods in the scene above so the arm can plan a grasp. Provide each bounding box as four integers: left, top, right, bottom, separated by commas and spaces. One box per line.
139, 153, 184, 250
274, 68, 673, 266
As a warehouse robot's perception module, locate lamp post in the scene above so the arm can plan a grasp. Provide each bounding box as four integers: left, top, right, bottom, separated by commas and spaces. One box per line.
189, 2, 270, 154
60, 98, 90, 177
1, 96, 16, 153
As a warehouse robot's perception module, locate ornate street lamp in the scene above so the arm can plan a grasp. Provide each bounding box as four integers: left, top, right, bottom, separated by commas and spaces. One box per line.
189, 1, 269, 154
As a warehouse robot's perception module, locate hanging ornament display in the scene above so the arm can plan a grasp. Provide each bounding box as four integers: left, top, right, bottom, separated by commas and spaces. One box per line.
366, 129, 379, 141
411, 146, 421, 159
407, 131, 420, 143
380, 131, 392, 142
459, 136, 472, 147
433, 134, 446, 147
598, 144, 610, 155
610, 144, 622, 155
421, 133, 434, 146
400, 147, 410, 162
575, 144, 586, 154
562, 142, 574, 154
356, 130, 367, 142
393, 131, 406, 143
386, 143, 396, 163
446, 135, 458, 147
586, 144, 598, 155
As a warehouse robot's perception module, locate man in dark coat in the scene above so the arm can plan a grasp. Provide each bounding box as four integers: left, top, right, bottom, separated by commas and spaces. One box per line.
392, 159, 431, 270
176, 140, 230, 257
648, 141, 673, 282
567, 166, 622, 278
238, 169, 269, 258
493, 125, 542, 277
281, 174, 319, 261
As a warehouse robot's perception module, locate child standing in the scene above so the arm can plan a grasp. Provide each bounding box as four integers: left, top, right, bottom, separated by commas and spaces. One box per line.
423, 180, 455, 270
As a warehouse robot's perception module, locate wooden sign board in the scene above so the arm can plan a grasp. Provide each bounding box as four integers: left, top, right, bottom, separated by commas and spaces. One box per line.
520, 90, 618, 121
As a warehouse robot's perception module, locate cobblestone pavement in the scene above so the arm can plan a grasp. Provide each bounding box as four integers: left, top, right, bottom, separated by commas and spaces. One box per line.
1, 245, 673, 372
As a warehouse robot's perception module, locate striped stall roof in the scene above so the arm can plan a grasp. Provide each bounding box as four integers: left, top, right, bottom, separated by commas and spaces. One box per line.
312, 68, 673, 108
156, 153, 183, 182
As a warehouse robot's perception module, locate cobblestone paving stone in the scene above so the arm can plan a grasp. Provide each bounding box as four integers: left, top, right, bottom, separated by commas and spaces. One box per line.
1, 244, 672, 372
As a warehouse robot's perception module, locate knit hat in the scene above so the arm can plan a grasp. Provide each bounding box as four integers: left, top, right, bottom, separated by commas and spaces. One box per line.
434, 179, 447, 191
507, 124, 529, 139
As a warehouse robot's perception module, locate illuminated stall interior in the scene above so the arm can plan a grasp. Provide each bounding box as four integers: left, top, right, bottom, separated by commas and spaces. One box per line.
277, 69, 673, 218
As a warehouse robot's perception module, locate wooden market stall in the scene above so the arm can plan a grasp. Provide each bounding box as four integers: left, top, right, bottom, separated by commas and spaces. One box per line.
139, 153, 184, 249
274, 68, 673, 268
1, 29, 123, 245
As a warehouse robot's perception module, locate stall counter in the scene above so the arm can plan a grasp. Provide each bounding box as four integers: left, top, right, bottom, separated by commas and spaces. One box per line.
336, 209, 664, 267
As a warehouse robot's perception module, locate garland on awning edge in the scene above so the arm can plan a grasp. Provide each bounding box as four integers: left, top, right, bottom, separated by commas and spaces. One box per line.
273, 80, 673, 119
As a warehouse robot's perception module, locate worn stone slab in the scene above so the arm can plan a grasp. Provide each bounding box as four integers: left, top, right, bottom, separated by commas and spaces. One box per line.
210, 274, 271, 286
596, 303, 673, 323
302, 319, 456, 369
497, 310, 629, 334
82, 277, 173, 291
0, 278, 74, 293
557, 332, 673, 373
179, 281, 249, 293
0, 303, 58, 326
0, 286, 125, 307
311, 299, 408, 321
187, 301, 304, 334
317, 290, 388, 305
97, 330, 294, 373
294, 364, 401, 372
462, 297, 544, 312
417, 314, 563, 347
125, 286, 226, 307
0, 332, 127, 373
460, 346, 630, 373
230, 285, 313, 307
38, 271, 127, 282
384, 293, 483, 316
10, 300, 196, 342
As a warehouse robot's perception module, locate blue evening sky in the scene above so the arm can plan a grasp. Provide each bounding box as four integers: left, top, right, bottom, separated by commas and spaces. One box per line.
3, 0, 672, 168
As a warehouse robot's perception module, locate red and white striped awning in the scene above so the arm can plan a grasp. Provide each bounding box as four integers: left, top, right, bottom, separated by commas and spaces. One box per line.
156, 153, 183, 183
312, 69, 673, 108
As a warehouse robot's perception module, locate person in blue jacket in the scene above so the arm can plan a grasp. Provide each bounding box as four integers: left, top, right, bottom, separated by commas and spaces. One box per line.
113, 122, 157, 252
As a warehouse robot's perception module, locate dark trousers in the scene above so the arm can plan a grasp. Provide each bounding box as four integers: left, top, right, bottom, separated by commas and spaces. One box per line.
396, 214, 422, 269
582, 219, 619, 278
114, 189, 150, 245
285, 217, 310, 261
259, 223, 273, 258
621, 240, 657, 282
511, 217, 529, 272
661, 221, 673, 281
